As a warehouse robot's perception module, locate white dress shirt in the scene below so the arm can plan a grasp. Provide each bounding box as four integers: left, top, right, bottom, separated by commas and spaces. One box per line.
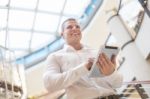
43, 44, 123, 99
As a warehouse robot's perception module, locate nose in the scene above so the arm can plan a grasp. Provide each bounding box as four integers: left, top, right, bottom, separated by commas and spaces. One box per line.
72, 25, 80, 30
72, 26, 77, 30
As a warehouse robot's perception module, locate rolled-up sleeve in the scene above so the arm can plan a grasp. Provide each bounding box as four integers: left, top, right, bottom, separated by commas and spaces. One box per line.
104, 70, 123, 88
43, 54, 89, 93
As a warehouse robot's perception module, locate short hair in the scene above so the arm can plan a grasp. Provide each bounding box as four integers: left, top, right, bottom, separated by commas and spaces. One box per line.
61, 18, 77, 32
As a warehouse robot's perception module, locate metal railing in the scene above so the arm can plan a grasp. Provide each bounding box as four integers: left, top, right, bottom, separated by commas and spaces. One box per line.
28, 79, 150, 99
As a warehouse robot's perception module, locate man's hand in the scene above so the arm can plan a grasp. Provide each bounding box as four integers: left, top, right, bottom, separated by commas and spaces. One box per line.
97, 53, 116, 76
85, 58, 94, 70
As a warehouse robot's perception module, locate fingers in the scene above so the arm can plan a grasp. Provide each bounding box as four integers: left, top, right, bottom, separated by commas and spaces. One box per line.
98, 64, 104, 74
98, 58, 109, 75
111, 54, 116, 65
101, 53, 113, 66
87, 57, 95, 66
86, 58, 95, 70
98, 53, 109, 75
99, 53, 107, 68
88, 58, 95, 63
97, 53, 116, 75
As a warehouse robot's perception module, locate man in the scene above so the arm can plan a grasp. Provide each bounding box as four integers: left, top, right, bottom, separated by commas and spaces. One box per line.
43, 18, 123, 99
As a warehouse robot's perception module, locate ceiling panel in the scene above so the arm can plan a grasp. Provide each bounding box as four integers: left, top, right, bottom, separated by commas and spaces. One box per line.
38, 0, 66, 13
0, 31, 6, 47
63, 0, 91, 17
0, 0, 9, 6
9, 10, 34, 29
10, 0, 37, 9
8, 31, 31, 49
31, 33, 56, 51
34, 13, 60, 32
0, 9, 7, 28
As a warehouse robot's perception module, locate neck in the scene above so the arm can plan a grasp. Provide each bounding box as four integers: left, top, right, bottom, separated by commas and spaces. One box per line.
68, 43, 82, 50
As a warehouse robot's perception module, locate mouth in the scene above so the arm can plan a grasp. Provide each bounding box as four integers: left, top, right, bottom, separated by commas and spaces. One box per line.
72, 34, 80, 38
72, 32, 80, 35
73, 33, 79, 35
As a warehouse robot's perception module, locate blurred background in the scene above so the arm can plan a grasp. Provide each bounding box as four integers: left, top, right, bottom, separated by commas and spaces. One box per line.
0, 0, 150, 98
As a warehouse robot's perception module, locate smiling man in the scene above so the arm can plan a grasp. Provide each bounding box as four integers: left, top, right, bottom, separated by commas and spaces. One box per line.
43, 18, 123, 99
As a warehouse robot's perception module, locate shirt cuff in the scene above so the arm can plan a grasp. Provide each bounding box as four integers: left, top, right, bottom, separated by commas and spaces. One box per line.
105, 70, 117, 78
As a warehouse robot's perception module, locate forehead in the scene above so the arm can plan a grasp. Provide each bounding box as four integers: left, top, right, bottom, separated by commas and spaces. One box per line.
64, 20, 79, 26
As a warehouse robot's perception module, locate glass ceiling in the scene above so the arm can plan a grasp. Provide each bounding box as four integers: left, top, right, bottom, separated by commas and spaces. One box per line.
0, 0, 91, 59
0, 0, 104, 68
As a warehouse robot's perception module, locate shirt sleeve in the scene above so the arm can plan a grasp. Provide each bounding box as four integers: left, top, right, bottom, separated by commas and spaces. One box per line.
43, 53, 89, 93
104, 70, 123, 88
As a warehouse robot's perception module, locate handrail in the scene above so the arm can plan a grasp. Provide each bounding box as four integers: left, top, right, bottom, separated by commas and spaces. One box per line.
27, 89, 65, 99
119, 80, 150, 99
27, 80, 150, 99
123, 80, 150, 85
0, 80, 23, 93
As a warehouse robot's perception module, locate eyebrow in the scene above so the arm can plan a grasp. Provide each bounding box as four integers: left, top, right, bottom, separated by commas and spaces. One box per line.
66, 24, 80, 28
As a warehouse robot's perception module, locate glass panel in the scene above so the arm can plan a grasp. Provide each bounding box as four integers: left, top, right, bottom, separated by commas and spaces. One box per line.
9, 10, 34, 29
31, 33, 56, 51
8, 31, 31, 49
14, 50, 28, 58
0, 31, 6, 47
119, 0, 144, 34
10, 0, 37, 9
0, 0, 9, 6
38, 0, 65, 13
0, 9, 7, 28
34, 13, 59, 32
64, 0, 91, 17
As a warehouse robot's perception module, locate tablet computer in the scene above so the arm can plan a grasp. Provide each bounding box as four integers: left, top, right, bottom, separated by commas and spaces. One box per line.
89, 45, 119, 77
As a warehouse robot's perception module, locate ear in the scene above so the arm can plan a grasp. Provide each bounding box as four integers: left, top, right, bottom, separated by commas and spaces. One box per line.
60, 32, 64, 37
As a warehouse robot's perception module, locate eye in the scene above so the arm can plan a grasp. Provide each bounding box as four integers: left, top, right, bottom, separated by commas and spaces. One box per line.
66, 25, 73, 29
76, 25, 80, 29
65, 25, 80, 29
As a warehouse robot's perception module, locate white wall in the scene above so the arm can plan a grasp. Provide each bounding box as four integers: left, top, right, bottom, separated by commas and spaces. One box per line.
119, 43, 150, 81
25, 61, 47, 96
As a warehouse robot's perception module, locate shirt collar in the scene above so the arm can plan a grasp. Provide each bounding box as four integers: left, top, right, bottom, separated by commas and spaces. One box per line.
63, 44, 89, 52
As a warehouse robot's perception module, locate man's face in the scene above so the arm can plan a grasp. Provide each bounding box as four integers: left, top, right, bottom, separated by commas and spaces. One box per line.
61, 20, 82, 44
